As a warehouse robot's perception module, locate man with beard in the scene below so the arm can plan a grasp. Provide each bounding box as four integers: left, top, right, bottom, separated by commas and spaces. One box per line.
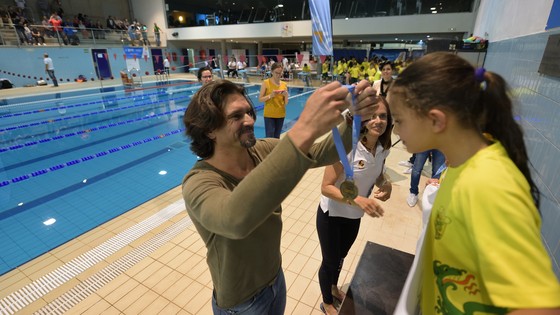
181, 79, 378, 314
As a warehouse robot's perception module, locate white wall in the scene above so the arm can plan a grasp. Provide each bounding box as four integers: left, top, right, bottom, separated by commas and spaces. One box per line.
473, 0, 554, 42
168, 12, 475, 41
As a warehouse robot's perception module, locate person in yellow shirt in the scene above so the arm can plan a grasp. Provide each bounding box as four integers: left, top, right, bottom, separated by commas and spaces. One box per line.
366, 62, 377, 84
347, 62, 360, 84
321, 60, 330, 84
361, 57, 369, 70
259, 63, 289, 138
387, 52, 560, 314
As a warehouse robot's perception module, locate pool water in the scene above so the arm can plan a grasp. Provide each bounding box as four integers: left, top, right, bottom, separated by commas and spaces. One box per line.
0, 80, 315, 275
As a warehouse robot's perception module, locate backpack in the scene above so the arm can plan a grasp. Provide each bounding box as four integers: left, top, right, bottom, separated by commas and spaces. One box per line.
0, 79, 13, 89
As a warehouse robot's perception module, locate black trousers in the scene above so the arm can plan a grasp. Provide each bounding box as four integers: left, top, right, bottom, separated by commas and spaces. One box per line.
316, 205, 360, 304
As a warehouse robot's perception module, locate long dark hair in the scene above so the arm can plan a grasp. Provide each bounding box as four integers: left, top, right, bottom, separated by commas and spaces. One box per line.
390, 52, 540, 207
361, 96, 393, 151
183, 80, 255, 159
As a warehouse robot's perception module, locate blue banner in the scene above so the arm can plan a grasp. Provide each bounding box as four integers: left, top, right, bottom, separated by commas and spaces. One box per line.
123, 46, 144, 59
546, 0, 560, 30
309, 0, 333, 56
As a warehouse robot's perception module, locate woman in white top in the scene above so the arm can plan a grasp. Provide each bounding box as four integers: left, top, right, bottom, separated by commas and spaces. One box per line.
227, 57, 238, 78
317, 97, 393, 314
372, 60, 394, 97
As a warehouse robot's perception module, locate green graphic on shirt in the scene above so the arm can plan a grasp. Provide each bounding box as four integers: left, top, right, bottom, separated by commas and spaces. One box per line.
433, 261, 507, 315
434, 206, 451, 239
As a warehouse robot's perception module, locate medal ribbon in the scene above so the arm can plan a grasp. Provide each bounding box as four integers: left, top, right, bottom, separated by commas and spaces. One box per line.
332, 85, 362, 181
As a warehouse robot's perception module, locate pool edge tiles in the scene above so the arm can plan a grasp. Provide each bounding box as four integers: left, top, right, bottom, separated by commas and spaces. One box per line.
0, 199, 187, 314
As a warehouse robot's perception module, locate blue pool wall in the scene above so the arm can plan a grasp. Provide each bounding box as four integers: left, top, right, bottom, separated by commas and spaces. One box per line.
0, 47, 185, 88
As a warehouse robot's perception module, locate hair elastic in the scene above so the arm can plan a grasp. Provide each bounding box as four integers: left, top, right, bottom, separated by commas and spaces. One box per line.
474, 67, 487, 90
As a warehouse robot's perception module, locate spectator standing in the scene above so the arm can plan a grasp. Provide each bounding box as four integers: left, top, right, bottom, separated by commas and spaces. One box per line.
210, 56, 219, 69
163, 57, 170, 75
107, 15, 116, 30
140, 24, 150, 46
127, 22, 136, 45
48, 13, 63, 43
43, 53, 58, 87
406, 149, 445, 207
153, 22, 161, 46
259, 63, 289, 138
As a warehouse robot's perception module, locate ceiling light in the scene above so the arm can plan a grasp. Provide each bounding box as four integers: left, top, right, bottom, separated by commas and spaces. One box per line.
432, 11, 437, 13
82, 179, 87, 183
345, 17, 349, 20
430, 7, 436, 10
18, 202, 23, 206
159, 170, 168, 175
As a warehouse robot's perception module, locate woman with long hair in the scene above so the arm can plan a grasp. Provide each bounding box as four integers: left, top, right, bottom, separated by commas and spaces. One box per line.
317, 97, 393, 314
259, 62, 289, 138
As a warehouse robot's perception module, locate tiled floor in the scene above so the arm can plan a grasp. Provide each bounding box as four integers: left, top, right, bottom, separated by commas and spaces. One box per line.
0, 74, 435, 314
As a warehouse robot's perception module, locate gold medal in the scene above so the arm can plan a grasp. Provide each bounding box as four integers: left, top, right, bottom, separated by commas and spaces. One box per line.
340, 180, 358, 202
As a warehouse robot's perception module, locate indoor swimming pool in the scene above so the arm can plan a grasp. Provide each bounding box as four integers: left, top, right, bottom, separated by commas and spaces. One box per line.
0, 80, 315, 276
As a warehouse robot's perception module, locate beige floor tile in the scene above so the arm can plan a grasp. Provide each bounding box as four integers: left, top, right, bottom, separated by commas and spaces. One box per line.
174, 280, 204, 309
78, 298, 112, 315
0, 270, 30, 298
161, 275, 194, 302
182, 285, 212, 314
287, 274, 311, 300
113, 282, 150, 312
123, 289, 160, 314
176, 253, 205, 276
299, 279, 322, 307
283, 269, 298, 292
68, 292, 104, 314
285, 296, 298, 315
104, 277, 141, 305
156, 302, 183, 315
291, 301, 314, 315
300, 254, 321, 276
288, 235, 308, 253
299, 238, 319, 257
286, 251, 309, 274
143, 264, 174, 289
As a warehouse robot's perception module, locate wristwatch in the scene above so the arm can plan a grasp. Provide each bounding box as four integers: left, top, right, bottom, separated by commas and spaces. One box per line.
341, 109, 353, 124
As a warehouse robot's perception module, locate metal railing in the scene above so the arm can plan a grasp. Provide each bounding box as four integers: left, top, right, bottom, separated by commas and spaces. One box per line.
0, 24, 166, 48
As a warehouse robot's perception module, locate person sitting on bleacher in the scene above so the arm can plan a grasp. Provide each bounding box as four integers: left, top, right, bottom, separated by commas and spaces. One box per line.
62, 23, 79, 45
31, 26, 46, 45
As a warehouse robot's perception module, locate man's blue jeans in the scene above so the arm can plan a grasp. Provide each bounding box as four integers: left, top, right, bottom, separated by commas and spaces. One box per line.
46, 69, 58, 86
264, 117, 284, 139
410, 149, 445, 195
211, 269, 286, 315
